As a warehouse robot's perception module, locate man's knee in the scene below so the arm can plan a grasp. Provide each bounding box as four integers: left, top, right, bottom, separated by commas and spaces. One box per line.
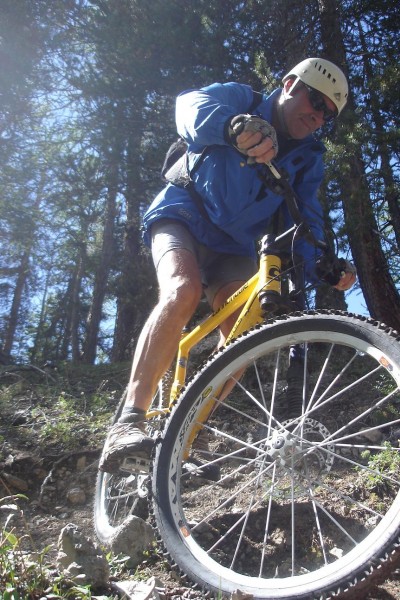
161, 275, 202, 314
156, 248, 202, 313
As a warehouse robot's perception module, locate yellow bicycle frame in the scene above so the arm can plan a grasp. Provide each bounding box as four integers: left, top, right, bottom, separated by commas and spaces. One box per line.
146, 248, 283, 420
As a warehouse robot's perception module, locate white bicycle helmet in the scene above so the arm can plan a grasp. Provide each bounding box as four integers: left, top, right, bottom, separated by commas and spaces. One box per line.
283, 57, 349, 115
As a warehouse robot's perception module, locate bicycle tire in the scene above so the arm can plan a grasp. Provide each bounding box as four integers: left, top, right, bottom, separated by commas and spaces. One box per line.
94, 370, 173, 544
151, 311, 400, 599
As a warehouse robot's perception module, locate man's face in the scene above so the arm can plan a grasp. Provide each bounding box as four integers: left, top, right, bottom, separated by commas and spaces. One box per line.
280, 79, 337, 139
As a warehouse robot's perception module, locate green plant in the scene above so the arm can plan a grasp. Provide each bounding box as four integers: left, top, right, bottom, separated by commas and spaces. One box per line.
359, 442, 400, 494
104, 551, 131, 579
0, 494, 47, 598
0, 495, 115, 599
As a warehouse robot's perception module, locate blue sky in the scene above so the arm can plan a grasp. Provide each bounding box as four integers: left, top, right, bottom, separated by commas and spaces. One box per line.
345, 287, 369, 316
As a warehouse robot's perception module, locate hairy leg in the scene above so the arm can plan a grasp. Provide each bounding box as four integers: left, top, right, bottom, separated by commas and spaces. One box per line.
212, 280, 246, 346
126, 248, 202, 412
212, 280, 247, 403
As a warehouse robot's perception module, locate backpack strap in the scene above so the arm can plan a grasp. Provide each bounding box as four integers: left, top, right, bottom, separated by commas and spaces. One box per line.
248, 90, 263, 113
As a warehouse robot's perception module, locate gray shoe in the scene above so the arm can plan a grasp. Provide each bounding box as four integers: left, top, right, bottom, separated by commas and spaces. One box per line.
99, 421, 154, 474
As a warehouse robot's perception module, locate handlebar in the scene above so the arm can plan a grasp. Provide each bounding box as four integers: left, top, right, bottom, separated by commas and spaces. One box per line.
262, 161, 328, 251
261, 162, 345, 287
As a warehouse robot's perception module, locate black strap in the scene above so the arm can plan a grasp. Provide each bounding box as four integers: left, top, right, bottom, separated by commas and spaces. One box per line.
248, 90, 263, 113
185, 182, 213, 223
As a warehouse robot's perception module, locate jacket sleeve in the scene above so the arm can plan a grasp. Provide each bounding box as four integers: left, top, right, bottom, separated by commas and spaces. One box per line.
175, 82, 255, 149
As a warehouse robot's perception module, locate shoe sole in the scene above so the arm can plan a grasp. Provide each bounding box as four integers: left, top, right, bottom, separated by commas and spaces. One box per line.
99, 443, 153, 475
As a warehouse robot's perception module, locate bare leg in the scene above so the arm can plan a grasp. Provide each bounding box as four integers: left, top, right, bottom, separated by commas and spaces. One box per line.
98, 247, 203, 474
213, 280, 246, 346
212, 280, 247, 403
125, 248, 202, 412
186, 280, 247, 463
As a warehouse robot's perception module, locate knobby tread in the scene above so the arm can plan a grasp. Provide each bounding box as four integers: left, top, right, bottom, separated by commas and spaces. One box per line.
149, 310, 400, 600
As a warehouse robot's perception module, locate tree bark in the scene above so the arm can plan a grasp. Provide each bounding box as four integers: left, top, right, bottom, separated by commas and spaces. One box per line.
2, 251, 30, 359
318, 0, 400, 330
81, 152, 119, 364
357, 21, 400, 251
112, 105, 156, 362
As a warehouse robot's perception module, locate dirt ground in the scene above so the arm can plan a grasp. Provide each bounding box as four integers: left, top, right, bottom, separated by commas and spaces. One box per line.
2, 433, 400, 600
14, 484, 400, 599
1, 359, 400, 600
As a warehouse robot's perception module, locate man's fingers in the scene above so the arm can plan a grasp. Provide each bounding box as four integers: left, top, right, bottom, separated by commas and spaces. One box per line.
334, 271, 357, 291
243, 136, 277, 164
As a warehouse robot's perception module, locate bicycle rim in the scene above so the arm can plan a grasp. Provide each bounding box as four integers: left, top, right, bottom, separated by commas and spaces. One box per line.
151, 311, 400, 599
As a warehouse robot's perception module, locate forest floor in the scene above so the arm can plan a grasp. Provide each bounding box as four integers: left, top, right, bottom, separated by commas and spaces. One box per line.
1, 361, 400, 599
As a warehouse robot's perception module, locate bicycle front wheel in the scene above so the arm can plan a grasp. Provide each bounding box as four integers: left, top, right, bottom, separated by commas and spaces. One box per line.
151, 311, 400, 599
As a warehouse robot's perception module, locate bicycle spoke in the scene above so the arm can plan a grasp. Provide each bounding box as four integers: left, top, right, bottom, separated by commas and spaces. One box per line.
152, 314, 400, 599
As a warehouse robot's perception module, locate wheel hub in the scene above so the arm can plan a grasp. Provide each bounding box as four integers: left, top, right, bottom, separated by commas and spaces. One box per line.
261, 418, 336, 498
267, 429, 298, 465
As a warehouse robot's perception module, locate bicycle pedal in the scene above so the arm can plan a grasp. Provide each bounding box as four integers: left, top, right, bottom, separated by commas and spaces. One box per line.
120, 456, 151, 474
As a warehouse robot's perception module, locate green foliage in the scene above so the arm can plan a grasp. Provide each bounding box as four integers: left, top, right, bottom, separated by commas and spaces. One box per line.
0, 495, 95, 599
359, 442, 400, 493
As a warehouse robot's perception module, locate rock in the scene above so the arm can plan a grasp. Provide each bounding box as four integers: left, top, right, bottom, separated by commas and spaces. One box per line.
231, 591, 254, 600
359, 429, 382, 443
109, 515, 155, 568
66, 486, 86, 505
56, 523, 109, 588
112, 576, 162, 599
0, 472, 29, 492
389, 428, 400, 446
12, 410, 30, 425
76, 456, 87, 471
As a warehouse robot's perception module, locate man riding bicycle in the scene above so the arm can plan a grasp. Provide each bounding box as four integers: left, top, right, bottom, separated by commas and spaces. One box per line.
100, 57, 356, 475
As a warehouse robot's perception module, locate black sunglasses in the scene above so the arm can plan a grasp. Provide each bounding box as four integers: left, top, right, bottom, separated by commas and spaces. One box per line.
304, 84, 337, 122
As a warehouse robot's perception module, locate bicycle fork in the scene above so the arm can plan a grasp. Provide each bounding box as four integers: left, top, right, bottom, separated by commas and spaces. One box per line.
182, 234, 290, 457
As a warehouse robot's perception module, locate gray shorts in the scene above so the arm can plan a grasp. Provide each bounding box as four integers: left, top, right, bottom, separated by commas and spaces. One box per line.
150, 219, 257, 304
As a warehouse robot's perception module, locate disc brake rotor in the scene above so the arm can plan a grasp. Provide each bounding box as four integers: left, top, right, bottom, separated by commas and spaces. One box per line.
260, 417, 335, 500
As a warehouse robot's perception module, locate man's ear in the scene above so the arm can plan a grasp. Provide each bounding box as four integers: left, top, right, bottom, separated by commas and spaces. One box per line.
284, 77, 296, 94
280, 77, 296, 103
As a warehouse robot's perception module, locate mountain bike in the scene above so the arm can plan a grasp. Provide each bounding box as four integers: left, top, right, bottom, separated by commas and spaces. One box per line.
94, 163, 400, 600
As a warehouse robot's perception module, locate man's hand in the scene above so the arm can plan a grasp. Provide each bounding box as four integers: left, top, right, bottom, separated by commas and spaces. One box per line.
227, 114, 278, 164
333, 260, 357, 291
316, 255, 357, 291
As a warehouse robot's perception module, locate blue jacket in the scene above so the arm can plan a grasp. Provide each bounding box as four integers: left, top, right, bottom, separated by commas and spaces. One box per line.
143, 82, 326, 282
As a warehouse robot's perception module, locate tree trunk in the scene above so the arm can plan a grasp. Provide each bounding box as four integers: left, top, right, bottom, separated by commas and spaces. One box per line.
2, 188, 43, 360
81, 157, 119, 364
71, 247, 87, 363
314, 181, 348, 311
357, 21, 400, 251
2, 251, 30, 359
112, 111, 156, 362
30, 262, 52, 363
318, 0, 400, 330
60, 243, 87, 363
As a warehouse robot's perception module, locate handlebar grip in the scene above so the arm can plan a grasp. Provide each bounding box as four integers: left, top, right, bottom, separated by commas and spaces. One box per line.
315, 254, 346, 286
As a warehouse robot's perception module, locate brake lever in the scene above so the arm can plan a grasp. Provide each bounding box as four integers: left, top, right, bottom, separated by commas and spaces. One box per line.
263, 161, 328, 253
266, 161, 282, 180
